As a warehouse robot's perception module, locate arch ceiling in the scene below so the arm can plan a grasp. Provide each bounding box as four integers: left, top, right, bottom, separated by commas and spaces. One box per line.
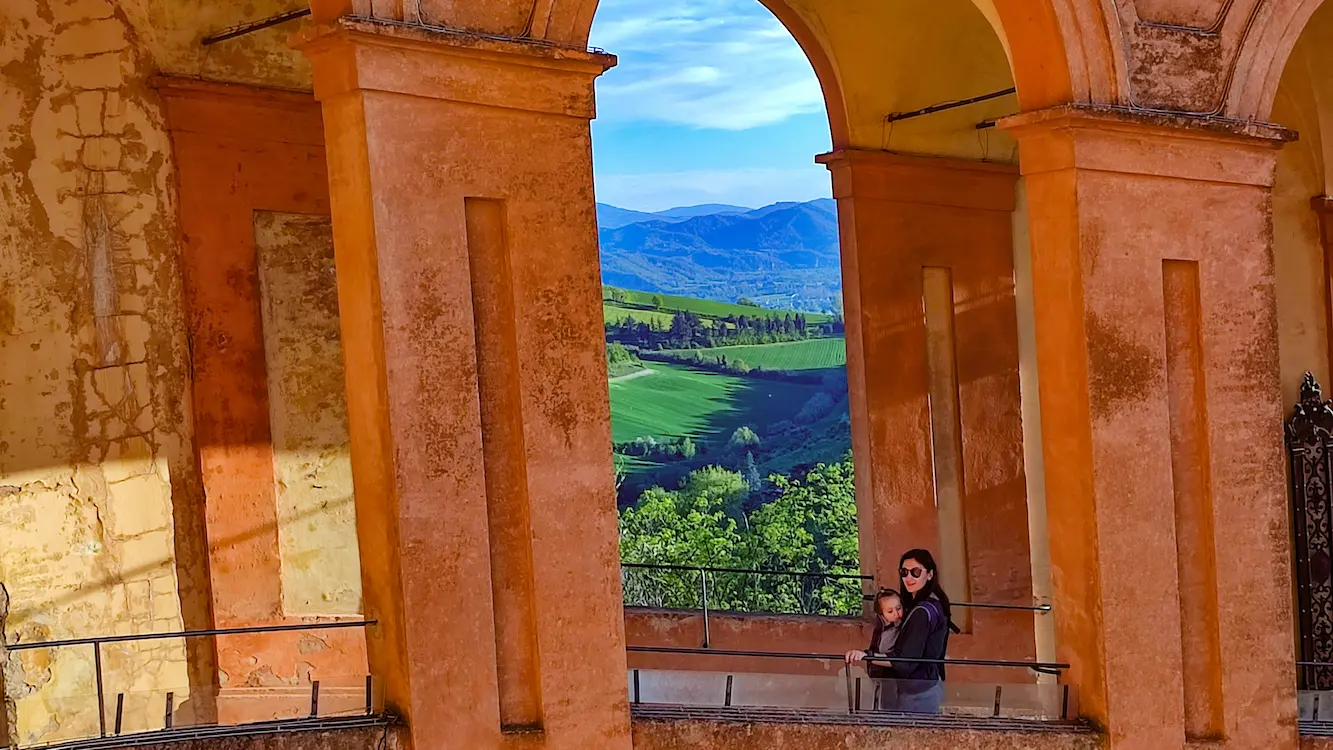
1270, 0, 1333, 191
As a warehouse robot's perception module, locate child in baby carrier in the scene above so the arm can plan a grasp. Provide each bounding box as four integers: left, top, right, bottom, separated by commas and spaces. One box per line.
843, 588, 904, 709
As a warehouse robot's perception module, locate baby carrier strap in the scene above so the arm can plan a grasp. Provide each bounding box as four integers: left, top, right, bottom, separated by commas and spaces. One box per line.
918, 598, 950, 680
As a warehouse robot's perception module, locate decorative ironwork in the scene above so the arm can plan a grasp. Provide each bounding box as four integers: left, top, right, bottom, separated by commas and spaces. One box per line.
1288, 373, 1333, 689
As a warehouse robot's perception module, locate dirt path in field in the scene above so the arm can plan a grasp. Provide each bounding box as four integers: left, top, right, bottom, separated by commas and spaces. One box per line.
609, 368, 656, 383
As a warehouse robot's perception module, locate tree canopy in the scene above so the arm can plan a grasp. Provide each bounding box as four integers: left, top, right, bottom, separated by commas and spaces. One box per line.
619, 454, 861, 616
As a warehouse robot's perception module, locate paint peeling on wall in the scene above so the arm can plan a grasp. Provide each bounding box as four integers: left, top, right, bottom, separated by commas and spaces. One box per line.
115, 0, 314, 90
253, 212, 362, 618
0, 0, 210, 744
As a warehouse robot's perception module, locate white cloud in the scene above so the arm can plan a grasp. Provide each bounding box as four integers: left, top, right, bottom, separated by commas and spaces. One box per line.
590, 0, 825, 130
596, 167, 832, 212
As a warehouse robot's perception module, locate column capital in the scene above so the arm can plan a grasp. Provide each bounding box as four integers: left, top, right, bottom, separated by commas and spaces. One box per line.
816, 149, 1017, 211
999, 104, 1292, 186
294, 17, 616, 119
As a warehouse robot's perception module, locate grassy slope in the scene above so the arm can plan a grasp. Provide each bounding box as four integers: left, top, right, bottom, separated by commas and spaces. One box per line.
605, 287, 832, 323
608, 362, 815, 444
659, 337, 847, 371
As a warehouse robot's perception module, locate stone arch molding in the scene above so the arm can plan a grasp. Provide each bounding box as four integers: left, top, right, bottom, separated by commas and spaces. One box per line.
308, 0, 1119, 117
1230, 0, 1328, 120
551, 0, 1115, 114
306, 0, 1332, 121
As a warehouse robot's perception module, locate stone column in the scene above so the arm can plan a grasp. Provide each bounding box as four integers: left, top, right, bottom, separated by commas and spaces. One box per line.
1002, 106, 1296, 749
296, 19, 629, 750
819, 150, 1035, 670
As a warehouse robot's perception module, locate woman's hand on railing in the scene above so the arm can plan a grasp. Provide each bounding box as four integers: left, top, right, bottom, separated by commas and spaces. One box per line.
844, 650, 866, 665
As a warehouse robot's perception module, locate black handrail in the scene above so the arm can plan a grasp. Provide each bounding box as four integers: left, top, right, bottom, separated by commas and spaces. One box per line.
626, 645, 1069, 673
4, 620, 377, 741
622, 563, 1054, 614
622, 562, 872, 580
952, 601, 1053, 613
6, 619, 376, 651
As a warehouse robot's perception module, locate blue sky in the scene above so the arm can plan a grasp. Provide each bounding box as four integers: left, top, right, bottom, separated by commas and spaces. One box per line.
589, 0, 833, 212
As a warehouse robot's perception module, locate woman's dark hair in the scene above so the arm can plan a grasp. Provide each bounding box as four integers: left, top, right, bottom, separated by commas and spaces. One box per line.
872, 587, 901, 619
898, 548, 951, 620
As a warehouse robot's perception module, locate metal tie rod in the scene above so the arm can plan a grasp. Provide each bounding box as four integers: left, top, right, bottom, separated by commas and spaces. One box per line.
885, 87, 1016, 124
202, 8, 311, 46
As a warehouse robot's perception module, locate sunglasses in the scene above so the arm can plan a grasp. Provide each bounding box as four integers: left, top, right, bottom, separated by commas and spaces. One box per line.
899, 566, 926, 580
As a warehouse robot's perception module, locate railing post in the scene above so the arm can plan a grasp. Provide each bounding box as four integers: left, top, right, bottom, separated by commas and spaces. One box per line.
93, 641, 107, 737
699, 568, 711, 649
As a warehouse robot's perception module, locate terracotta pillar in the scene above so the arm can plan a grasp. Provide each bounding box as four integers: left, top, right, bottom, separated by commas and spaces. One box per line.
819, 150, 1035, 670
1002, 106, 1296, 749
295, 19, 629, 750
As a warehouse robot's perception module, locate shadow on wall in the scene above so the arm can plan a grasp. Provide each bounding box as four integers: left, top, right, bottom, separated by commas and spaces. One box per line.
4, 492, 355, 626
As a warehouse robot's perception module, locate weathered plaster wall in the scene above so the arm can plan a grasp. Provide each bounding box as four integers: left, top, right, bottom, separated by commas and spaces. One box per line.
1270, 119, 1329, 407
156, 78, 366, 724
0, 0, 209, 744
624, 608, 1040, 684
631, 714, 1100, 750
253, 212, 360, 617
112, 724, 405, 750
115, 0, 313, 91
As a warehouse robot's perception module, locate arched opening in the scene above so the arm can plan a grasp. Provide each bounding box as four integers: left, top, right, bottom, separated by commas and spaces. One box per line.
592, 0, 1055, 709
1271, 0, 1333, 405
593, 0, 861, 624
1269, 0, 1333, 705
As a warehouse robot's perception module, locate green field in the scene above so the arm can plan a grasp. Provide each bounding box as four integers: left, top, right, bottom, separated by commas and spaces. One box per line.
605, 286, 832, 323
608, 362, 816, 444
659, 337, 847, 371
606, 288, 851, 504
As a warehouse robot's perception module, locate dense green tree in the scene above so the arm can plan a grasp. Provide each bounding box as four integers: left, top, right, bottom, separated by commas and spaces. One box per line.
743, 451, 762, 492
606, 342, 636, 364
727, 426, 760, 453
619, 483, 744, 608
619, 455, 860, 616
680, 437, 697, 460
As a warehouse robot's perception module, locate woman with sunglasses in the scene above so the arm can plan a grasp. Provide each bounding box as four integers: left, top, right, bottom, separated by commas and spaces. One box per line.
883, 548, 953, 714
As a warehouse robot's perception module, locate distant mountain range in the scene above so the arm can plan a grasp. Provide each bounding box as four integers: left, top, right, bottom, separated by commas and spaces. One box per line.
596, 199, 842, 312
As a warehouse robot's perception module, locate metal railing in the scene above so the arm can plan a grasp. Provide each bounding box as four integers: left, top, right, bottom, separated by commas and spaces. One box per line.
622, 562, 872, 616
6, 620, 377, 742
621, 562, 1052, 647
626, 645, 1075, 720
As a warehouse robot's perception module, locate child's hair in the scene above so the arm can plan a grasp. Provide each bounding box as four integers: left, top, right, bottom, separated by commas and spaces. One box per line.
873, 587, 902, 619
